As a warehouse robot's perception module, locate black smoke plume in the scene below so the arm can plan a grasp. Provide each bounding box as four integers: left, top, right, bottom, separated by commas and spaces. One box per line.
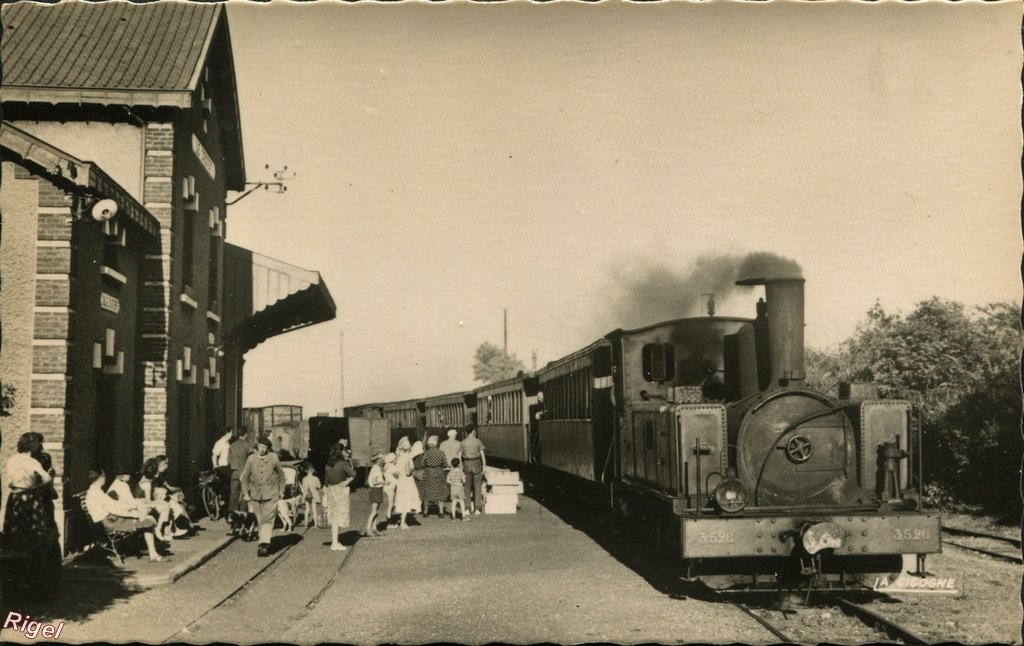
606, 252, 802, 330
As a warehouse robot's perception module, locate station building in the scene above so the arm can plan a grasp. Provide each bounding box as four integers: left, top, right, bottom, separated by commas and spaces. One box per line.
0, 2, 335, 550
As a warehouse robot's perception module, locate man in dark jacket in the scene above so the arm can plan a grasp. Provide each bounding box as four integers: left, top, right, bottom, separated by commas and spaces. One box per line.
239, 437, 284, 556
227, 427, 252, 513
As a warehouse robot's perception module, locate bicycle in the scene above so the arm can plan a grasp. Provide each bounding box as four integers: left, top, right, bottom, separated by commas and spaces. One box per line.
197, 470, 224, 520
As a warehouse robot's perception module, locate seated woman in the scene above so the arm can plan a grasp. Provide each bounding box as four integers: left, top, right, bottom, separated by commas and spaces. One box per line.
107, 464, 172, 541
84, 467, 163, 562
141, 457, 191, 537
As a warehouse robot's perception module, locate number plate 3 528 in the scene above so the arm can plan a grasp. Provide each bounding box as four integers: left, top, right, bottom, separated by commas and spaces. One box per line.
892, 528, 931, 541
697, 532, 735, 544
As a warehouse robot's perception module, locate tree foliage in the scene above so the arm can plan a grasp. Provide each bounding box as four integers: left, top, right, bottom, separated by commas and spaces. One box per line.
806, 298, 1022, 516
473, 342, 526, 385
0, 383, 15, 417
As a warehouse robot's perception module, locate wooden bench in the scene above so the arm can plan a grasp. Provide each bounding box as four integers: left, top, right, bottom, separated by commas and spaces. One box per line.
74, 492, 145, 565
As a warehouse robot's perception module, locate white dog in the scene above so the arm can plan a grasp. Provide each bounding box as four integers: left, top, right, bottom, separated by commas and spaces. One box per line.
276, 498, 296, 532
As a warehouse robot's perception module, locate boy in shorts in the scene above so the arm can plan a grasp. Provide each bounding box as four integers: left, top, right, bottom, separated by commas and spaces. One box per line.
446, 457, 468, 521
363, 452, 386, 537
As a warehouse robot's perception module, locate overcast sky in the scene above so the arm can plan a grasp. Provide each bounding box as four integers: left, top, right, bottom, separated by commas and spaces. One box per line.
223, 0, 1022, 415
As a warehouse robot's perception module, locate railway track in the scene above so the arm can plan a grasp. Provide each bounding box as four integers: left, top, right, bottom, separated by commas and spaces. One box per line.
728, 591, 930, 644
942, 527, 1022, 565
161, 525, 316, 643
829, 595, 929, 645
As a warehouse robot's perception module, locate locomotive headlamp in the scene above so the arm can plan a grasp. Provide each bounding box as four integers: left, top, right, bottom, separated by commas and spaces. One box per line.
714, 468, 747, 513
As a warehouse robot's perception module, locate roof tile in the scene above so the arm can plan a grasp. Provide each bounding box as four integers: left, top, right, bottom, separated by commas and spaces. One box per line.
2, 1, 219, 92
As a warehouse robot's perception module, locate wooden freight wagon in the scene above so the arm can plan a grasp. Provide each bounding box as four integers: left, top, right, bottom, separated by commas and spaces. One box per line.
347, 417, 390, 468
307, 415, 346, 479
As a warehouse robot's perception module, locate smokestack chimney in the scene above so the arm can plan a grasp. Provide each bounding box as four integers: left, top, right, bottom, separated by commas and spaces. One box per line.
736, 276, 805, 387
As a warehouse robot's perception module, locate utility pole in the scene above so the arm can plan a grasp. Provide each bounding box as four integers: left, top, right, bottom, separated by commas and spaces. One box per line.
532, 350, 537, 372
344, 327, 348, 413
503, 308, 508, 356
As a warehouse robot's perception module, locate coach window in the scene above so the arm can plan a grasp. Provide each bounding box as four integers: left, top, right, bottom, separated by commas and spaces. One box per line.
642, 343, 675, 382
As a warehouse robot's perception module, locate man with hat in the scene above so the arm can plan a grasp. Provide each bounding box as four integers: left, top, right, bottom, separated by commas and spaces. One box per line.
239, 436, 285, 556
440, 429, 462, 467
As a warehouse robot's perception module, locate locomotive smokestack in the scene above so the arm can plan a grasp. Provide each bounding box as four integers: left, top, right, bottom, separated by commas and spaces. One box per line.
736, 276, 805, 387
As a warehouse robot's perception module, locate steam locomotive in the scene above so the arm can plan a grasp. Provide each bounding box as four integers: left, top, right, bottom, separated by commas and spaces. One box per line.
346, 273, 942, 590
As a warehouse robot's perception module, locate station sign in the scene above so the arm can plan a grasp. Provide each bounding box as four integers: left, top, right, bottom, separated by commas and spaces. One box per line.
872, 573, 959, 594
100, 293, 120, 314
192, 133, 216, 179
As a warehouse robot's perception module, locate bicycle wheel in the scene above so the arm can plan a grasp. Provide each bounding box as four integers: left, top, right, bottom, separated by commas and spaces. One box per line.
202, 486, 221, 520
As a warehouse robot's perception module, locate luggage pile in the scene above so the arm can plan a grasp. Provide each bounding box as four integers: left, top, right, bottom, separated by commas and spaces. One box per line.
483, 466, 523, 514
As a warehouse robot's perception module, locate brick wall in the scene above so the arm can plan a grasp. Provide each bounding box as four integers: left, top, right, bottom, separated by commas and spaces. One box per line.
140, 122, 175, 461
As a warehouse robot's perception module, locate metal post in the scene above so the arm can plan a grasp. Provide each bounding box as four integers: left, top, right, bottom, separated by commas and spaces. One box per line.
695, 437, 702, 518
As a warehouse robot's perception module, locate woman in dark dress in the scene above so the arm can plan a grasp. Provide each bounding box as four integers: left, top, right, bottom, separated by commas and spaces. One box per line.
419, 435, 450, 517
411, 440, 426, 507
322, 443, 356, 551
2, 432, 61, 598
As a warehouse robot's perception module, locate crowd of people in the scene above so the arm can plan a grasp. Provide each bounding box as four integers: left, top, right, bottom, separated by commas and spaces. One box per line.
266, 426, 489, 554
380, 426, 487, 531
1, 423, 491, 583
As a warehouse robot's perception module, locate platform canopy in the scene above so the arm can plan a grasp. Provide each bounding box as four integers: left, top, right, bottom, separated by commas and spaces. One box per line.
223, 242, 336, 353
1, 120, 160, 238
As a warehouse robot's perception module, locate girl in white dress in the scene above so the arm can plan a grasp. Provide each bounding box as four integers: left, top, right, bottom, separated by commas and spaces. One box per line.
392, 438, 420, 530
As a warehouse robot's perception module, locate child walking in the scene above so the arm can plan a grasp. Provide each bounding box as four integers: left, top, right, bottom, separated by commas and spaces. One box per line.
446, 457, 468, 521
364, 452, 386, 537
300, 462, 323, 528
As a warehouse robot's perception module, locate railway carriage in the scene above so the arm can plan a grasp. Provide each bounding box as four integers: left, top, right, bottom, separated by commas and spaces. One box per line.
381, 399, 421, 450
476, 375, 539, 464
343, 403, 385, 420
534, 343, 615, 481
422, 391, 475, 442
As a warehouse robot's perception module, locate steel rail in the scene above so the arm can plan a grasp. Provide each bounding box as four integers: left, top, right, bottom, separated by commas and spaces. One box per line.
943, 526, 1021, 549
831, 596, 928, 645
161, 525, 311, 643
730, 601, 795, 643
944, 539, 1023, 565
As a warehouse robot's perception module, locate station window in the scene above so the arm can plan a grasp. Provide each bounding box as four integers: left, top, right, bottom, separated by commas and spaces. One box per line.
642, 343, 675, 382
103, 238, 120, 273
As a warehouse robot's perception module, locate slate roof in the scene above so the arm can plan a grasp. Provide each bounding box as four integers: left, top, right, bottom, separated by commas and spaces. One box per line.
2, 1, 219, 100
1, 1, 246, 189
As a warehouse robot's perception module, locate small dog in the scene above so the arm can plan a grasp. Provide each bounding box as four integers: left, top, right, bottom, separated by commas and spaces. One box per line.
227, 511, 259, 541
276, 498, 296, 532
